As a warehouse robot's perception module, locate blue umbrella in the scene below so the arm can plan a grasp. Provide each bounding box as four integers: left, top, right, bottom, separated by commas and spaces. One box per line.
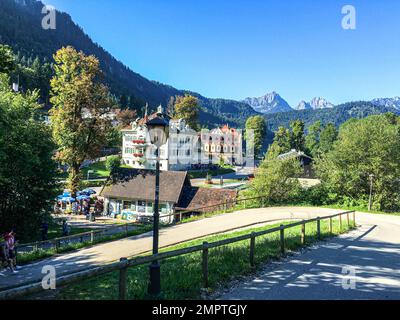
60, 196, 76, 203
82, 188, 97, 195
77, 195, 90, 201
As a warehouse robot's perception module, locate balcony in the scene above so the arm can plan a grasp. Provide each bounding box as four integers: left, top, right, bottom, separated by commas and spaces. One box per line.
132, 139, 146, 145
133, 153, 144, 158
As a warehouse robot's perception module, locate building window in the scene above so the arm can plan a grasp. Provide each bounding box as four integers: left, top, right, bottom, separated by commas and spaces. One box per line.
160, 203, 168, 214
137, 201, 146, 213
123, 201, 135, 211
147, 202, 154, 214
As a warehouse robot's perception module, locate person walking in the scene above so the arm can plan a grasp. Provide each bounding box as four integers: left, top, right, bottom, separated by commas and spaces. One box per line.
62, 220, 70, 237
4, 231, 18, 273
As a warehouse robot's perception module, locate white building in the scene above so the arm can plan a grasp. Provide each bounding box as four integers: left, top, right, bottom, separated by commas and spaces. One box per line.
121, 106, 200, 171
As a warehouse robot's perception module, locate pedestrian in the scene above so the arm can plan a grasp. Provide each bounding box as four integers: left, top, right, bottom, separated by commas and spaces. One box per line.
71, 201, 78, 215
83, 200, 90, 219
4, 231, 18, 273
62, 220, 70, 237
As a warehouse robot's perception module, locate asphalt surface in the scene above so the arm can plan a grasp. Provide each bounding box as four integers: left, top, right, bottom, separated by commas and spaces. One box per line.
0, 207, 342, 289
219, 212, 400, 300
1, 208, 399, 301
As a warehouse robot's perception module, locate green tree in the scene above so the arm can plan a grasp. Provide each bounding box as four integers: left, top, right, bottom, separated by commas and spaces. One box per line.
290, 119, 305, 151
316, 114, 400, 211
244, 157, 302, 205
0, 72, 57, 240
245, 115, 267, 158
105, 126, 122, 148
305, 120, 322, 157
106, 156, 121, 174
318, 123, 338, 155
266, 126, 291, 159
50, 47, 116, 196
0, 44, 15, 74
173, 95, 201, 130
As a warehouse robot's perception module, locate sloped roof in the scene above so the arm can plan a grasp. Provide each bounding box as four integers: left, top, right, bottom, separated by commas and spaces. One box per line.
101, 169, 189, 203
278, 149, 313, 160
176, 187, 237, 212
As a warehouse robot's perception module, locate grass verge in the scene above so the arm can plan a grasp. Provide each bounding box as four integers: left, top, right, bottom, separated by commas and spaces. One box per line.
55, 218, 354, 300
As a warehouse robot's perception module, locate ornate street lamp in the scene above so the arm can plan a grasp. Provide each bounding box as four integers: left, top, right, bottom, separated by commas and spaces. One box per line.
146, 115, 169, 296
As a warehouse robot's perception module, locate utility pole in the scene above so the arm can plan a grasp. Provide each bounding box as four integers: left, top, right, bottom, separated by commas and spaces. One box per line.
368, 174, 375, 211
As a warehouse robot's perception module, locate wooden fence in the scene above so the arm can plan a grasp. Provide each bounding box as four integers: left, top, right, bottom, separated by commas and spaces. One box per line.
1, 210, 356, 300
16, 222, 141, 254
16, 194, 296, 255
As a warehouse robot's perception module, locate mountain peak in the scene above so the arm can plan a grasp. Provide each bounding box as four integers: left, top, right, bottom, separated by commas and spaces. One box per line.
310, 97, 334, 109
371, 97, 400, 110
295, 97, 334, 110
242, 92, 293, 114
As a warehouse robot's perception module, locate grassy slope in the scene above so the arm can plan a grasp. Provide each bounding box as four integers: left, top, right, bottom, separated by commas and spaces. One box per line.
56, 219, 353, 300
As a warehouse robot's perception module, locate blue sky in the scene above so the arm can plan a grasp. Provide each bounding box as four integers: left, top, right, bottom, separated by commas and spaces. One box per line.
43, 0, 400, 106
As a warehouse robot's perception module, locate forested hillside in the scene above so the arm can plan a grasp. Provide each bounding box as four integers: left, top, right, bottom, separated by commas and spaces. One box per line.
264, 101, 400, 133
0, 0, 257, 127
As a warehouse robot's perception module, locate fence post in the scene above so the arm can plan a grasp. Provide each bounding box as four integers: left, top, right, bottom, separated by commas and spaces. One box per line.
339, 214, 342, 230
346, 212, 350, 227
301, 221, 306, 245
202, 242, 209, 289
119, 257, 128, 300
34, 243, 39, 252
329, 217, 333, 234
224, 200, 227, 213
353, 211, 356, 227
317, 217, 321, 240
250, 233, 256, 267
280, 225, 285, 254
55, 240, 60, 253
179, 212, 183, 222
125, 224, 128, 236
243, 199, 246, 209
80, 236, 83, 243
90, 231, 95, 243
261, 197, 264, 208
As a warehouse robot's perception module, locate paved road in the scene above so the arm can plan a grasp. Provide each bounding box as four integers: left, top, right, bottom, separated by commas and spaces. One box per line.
219, 212, 400, 300
0, 207, 342, 289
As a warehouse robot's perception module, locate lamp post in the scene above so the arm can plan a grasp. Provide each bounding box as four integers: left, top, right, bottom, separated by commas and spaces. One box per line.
146, 115, 169, 296
368, 173, 375, 211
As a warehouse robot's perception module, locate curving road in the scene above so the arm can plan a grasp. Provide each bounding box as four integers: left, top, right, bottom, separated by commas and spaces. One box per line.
219, 212, 400, 300
0, 207, 342, 290
1, 207, 399, 301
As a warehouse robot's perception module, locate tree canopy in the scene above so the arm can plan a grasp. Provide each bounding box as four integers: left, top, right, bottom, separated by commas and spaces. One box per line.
50, 46, 116, 196
316, 114, 400, 211
0, 68, 57, 240
172, 95, 201, 130
245, 115, 266, 158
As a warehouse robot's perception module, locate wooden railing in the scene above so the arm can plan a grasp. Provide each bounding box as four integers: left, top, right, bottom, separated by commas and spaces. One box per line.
1, 210, 356, 300
16, 221, 141, 254
15, 194, 284, 258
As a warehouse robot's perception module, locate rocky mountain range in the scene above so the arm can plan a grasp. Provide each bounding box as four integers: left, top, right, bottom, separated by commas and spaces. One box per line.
2, 0, 400, 130
243, 93, 335, 114
371, 97, 400, 111
242, 92, 292, 114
